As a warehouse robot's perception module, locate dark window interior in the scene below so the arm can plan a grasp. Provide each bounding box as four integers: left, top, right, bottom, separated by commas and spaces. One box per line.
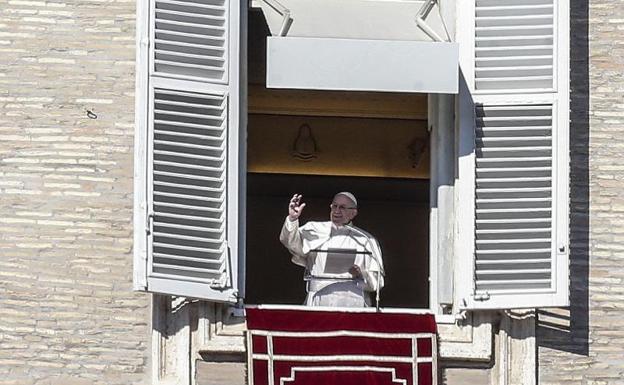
244, 8, 430, 309
245, 173, 429, 308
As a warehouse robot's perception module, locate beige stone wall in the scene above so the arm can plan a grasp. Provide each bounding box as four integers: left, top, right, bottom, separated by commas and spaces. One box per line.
2, 0, 623, 383
538, 0, 624, 383
0, 0, 150, 383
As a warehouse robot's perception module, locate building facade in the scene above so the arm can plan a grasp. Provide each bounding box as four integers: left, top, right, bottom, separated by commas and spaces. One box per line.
0, 0, 622, 384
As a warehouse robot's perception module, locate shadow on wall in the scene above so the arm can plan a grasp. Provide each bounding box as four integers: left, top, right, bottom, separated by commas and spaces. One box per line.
536, 0, 589, 357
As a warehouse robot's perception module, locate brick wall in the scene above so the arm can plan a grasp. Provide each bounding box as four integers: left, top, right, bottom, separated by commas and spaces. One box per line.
538, 0, 624, 383
2, 0, 623, 383
0, 0, 150, 383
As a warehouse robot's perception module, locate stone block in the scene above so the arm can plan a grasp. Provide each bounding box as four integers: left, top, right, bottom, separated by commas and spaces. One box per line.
196, 361, 247, 385
441, 367, 490, 385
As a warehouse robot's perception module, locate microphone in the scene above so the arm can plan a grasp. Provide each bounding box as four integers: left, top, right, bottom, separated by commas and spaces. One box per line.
345, 224, 385, 312
345, 224, 385, 276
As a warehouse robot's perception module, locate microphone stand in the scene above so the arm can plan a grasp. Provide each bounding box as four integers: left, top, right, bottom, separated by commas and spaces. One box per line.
375, 269, 381, 312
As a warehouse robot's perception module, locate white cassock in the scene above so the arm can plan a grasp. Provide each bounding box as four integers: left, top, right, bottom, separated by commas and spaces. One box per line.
280, 217, 384, 307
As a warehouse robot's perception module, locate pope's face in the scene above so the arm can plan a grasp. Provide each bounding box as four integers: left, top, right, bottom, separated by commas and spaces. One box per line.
330, 195, 358, 226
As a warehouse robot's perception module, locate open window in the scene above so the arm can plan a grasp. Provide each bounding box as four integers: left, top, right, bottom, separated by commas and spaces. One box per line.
244, 100, 431, 308
133, 0, 570, 314
242, 6, 443, 309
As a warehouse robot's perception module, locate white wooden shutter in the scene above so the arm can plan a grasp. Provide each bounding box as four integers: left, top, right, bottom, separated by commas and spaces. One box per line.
474, 0, 554, 91
474, 103, 554, 292
153, 0, 227, 82
456, 0, 569, 309
134, 0, 244, 302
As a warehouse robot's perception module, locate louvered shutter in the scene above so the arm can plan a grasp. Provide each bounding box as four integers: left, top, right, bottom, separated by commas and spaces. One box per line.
134, 0, 244, 302
474, 0, 554, 91
456, 0, 569, 309
153, 0, 227, 82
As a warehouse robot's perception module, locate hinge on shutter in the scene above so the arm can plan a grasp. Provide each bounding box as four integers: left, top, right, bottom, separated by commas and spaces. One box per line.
146, 213, 154, 235
473, 292, 491, 302
210, 275, 228, 290
210, 244, 233, 290
228, 298, 245, 318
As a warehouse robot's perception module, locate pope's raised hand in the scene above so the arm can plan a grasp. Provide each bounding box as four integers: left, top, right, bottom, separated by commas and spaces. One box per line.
288, 194, 306, 221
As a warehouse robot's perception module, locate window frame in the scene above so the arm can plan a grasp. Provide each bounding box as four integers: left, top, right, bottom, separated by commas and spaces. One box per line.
134, 0, 570, 313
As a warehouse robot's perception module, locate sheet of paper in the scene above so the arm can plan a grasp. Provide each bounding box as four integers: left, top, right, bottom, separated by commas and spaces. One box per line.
323, 248, 357, 275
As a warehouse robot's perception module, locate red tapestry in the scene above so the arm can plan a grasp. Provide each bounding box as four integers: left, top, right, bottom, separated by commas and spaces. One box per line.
246, 307, 437, 385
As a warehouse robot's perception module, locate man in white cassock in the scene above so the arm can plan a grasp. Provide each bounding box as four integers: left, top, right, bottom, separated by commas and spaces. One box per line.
279, 192, 384, 307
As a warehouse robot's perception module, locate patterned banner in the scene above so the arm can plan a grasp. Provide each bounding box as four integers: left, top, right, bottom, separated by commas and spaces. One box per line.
246, 307, 437, 385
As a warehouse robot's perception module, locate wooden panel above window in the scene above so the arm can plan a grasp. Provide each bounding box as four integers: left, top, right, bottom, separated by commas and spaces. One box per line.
248, 114, 430, 179
248, 84, 427, 120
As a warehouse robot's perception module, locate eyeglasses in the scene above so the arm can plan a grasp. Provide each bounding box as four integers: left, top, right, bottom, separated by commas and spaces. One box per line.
329, 204, 357, 211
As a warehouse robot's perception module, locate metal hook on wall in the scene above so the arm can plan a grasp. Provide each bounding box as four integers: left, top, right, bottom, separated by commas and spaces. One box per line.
86, 109, 98, 119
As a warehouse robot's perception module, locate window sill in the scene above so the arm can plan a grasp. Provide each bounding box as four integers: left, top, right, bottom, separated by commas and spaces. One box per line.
197, 304, 493, 362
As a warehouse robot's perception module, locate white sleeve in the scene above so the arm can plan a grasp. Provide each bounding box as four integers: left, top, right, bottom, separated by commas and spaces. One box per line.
279, 217, 307, 266
361, 237, 384, 292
